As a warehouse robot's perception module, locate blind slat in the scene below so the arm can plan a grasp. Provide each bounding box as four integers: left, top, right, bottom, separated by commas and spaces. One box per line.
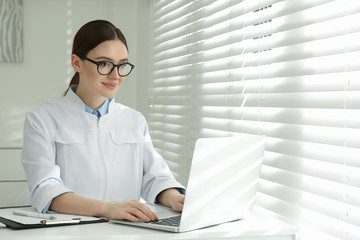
150, 0, 360, 238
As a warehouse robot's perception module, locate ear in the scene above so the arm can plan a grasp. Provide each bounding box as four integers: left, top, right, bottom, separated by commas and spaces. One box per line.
71, 54, 83, 73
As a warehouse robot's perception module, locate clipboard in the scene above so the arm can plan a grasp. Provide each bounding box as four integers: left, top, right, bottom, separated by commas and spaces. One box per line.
0, 206, 107, 229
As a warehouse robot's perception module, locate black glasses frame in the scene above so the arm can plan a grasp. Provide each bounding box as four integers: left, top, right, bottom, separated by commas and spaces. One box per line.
80, 56, 135, 77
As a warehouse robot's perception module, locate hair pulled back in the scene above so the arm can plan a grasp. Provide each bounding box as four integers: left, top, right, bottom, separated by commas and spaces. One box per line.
64, 20, 128, 95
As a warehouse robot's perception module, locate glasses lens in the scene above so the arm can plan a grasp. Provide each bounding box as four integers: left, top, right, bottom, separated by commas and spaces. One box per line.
118, 63, 133, 76
98, 62, 114, 75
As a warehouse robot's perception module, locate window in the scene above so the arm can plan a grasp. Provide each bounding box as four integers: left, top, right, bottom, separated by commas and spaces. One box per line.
149, 0, 360, 239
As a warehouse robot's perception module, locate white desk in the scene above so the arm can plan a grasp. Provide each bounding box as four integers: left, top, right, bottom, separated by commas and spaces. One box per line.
0, 206, 298, 240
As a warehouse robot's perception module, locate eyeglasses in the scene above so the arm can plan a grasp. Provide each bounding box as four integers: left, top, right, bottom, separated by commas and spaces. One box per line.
80, 56, 135, 77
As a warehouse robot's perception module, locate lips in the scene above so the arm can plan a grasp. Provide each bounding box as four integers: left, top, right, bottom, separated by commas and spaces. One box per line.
102, 82, 117, 89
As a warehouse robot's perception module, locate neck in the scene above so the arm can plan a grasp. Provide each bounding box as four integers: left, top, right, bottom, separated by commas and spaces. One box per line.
75, 86, 106, 110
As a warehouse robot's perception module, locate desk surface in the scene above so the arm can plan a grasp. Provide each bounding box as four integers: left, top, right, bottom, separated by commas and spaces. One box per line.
0, 206, 298, 240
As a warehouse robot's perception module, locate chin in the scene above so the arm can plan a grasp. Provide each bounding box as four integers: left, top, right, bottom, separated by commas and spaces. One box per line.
104, 93, 117, 99
102, 87, 120, 99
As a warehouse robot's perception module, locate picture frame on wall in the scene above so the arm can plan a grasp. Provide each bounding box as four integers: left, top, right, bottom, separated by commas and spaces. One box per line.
0, 0, 23, 63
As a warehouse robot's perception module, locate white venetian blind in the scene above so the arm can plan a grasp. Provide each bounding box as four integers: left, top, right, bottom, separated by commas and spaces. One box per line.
149, 0, 360, 239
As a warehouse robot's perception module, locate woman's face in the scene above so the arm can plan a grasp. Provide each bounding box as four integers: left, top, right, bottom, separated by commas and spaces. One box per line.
72, 39, 128, 109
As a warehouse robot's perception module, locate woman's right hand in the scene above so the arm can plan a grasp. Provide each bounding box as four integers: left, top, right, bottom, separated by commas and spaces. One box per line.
103, 200, 159, 222
50, 193, 158, 223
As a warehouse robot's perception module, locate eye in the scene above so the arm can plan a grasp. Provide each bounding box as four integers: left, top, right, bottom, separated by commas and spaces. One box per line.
118, 63, 127, 69
98, 61, 113, 69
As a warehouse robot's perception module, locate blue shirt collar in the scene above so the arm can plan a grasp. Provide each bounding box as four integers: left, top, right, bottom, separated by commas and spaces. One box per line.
84, 98, 111, 117
69, 85, 112, 117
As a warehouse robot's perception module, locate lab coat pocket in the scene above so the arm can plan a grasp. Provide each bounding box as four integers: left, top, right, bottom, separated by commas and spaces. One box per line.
109, 130, 143, 173
110, 130, 143, 144
53, 129, 86, 180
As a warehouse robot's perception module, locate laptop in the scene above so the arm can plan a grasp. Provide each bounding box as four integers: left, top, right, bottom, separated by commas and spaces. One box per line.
111, 134, 266, 232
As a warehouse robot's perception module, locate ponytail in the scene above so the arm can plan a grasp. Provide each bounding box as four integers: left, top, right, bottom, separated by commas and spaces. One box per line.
63, 72, 79, 96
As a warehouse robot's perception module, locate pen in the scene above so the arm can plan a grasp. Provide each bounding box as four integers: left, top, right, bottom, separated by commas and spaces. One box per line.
41, 219, 81, 225
13, 209, 56, 220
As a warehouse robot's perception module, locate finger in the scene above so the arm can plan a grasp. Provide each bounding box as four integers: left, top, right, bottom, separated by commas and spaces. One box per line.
126, 203, 156, 222
115, 211, 140, 222
144, 205, 159, 220
137, 204, 159, 221
178, 195, 185, 204
111, 202, 152, 222
173, 196, 185, 212
173, 201, 184, 212
130, 208, 153, 222
129, 201, 158, 221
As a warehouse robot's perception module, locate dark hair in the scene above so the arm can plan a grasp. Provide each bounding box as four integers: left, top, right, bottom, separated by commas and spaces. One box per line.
64, 20, 128, 95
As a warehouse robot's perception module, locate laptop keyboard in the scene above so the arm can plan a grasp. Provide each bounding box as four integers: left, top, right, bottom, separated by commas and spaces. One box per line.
150, 215, 181, 227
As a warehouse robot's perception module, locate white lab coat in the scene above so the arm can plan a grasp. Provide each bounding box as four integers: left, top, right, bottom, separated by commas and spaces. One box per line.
21, 88, 184, 212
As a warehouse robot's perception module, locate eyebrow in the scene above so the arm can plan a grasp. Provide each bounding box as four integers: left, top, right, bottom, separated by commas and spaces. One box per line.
95, 56, 129, 63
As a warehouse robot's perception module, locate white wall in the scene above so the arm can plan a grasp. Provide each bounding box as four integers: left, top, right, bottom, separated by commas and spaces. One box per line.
0, 0, 151, 207
0, 0, 66, 147
0, 0, 150, 148
134, 0, 152, 118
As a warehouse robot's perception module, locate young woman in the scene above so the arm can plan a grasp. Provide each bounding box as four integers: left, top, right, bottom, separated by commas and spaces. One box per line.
21, 20, 185, 222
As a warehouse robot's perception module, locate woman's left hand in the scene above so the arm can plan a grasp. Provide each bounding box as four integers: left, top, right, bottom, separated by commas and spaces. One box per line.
157, 188, 185, 212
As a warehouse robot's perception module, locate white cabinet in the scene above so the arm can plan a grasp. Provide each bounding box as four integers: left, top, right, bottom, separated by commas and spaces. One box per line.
0, 149, 30, 207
